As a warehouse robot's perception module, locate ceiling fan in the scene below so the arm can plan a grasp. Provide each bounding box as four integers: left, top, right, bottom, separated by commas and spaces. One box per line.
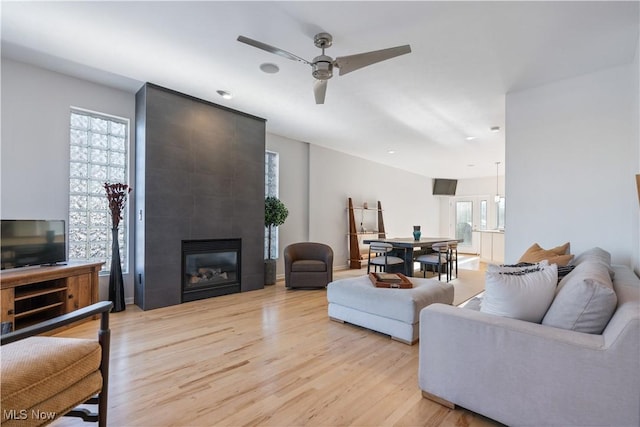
237, 32, 411, 104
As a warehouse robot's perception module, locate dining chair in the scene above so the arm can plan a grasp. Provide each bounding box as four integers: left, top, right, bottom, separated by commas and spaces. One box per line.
367, 242, 405, 274
416, 242, 450, 281
447, 241, 458, 280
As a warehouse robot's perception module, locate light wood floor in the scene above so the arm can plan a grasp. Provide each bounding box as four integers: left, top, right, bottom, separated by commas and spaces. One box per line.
53, 261, 499, 427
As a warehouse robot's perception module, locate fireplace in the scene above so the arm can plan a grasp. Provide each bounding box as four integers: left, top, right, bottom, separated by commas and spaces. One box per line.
182, 239, 241, 302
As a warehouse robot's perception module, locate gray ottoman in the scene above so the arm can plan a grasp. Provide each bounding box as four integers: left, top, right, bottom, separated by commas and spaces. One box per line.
327, 275, 454, 344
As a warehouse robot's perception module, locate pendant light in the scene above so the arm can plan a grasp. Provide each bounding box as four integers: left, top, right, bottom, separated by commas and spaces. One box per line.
494, 161, 501, 202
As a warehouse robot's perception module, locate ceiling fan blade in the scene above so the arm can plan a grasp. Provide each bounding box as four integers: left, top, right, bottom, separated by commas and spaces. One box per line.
237, 35, 310, 65
335, 45, 412, 76
314, 79, 327, 104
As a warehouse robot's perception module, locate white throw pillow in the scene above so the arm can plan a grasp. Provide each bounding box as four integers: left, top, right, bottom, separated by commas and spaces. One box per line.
481, 262, 558, 323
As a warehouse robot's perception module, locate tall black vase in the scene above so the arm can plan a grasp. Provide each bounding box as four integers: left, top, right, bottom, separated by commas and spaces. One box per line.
109, 227, 126, 312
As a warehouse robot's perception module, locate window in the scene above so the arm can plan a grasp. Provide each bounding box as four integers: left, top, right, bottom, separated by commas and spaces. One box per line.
480, 200, 487, 230
68, 109, 129, 273
455, 201, 473, 245
497, 197, 505, 230
265, 151, 279, 259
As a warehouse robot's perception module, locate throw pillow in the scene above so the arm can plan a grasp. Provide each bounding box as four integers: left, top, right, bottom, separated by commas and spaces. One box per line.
518, 242, 573, 266
573, 247, 614, 279
557, 265, 576, 282
481, 261, 558, 323
573, 246, 611, 267
491, 262, 574, 284
542, 261, 617, 334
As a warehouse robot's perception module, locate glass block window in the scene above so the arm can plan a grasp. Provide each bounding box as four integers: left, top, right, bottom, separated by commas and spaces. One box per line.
265, 151, 279, 197
69, 109, 129, 273
265, 151, 279, 259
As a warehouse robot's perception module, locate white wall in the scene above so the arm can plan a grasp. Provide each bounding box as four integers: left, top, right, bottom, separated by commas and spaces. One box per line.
308, 145, 440, 270
266, 139, 440, 272
1, 59, 136, 301
506, 62, 639, 266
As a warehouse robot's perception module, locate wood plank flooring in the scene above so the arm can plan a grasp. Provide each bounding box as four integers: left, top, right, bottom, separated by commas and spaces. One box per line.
52, 264, 498, 427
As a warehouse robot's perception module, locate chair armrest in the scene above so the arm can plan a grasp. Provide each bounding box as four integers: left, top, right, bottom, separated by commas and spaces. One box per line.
1, 301, 113, 345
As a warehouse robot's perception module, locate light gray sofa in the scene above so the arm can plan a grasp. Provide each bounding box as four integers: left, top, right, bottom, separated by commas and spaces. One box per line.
419, 252, 640, 426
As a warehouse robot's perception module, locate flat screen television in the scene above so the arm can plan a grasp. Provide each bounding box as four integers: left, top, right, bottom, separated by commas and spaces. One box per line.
432, 178, 458, 196
1, 220, 66, 269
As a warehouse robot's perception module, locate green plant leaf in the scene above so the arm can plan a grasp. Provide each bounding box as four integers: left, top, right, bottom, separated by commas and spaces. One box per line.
265, 196, 288, 227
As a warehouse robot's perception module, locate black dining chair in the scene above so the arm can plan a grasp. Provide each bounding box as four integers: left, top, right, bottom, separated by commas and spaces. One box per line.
447, 241, 458, 280
416, 242, 450, 281
367, 242, 405, 274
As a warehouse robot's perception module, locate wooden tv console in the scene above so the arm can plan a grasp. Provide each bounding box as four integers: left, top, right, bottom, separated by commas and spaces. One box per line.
1, 261, 104, 332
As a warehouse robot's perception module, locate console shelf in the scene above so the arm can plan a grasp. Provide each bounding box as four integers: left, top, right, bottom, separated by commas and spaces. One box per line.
15, 285, 68, 301
15, 302, 65, 319
1, 261, 104, 332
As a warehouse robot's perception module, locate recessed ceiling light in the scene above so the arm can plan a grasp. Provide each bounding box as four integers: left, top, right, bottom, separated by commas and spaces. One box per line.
216, 90, 233, 100
387, 150, 396, 154
260, 63, 280, 74
490, 126, 501, 132
465, 136, 477, 141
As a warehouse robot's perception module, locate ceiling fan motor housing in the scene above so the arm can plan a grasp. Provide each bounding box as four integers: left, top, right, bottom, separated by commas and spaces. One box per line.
314, 32, 333, 49
312, 55, 333, 80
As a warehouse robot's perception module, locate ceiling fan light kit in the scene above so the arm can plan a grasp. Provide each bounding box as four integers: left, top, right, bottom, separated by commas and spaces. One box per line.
237, 32, 411, 104
259, 63, 280, 74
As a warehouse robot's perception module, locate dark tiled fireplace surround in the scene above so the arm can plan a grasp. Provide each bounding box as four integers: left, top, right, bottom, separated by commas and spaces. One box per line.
134, 83, 266, 310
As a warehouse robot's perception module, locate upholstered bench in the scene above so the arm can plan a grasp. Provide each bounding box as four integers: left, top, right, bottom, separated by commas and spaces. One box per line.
327, 275, 454, 344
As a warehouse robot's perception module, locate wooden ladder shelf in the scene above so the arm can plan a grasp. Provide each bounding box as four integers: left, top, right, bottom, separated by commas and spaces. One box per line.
347, 197, 386, 269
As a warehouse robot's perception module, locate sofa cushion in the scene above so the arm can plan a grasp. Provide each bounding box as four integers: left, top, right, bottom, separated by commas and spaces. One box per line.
291, 260, 326, 272
481, 261, 558, 323
573, 246, 611, 266
542, 261, 617, 334
572, 246, 614, 278
518, 242, 573, 266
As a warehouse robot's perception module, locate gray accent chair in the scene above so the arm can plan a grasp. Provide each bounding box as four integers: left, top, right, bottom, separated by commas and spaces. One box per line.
284, 242, 333, 289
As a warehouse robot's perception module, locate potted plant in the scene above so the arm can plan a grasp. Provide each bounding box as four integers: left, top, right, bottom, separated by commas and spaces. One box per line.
265, 196, 288, 285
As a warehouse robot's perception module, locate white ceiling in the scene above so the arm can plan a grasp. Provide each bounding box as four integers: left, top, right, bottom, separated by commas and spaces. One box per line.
2, 1, 638, 179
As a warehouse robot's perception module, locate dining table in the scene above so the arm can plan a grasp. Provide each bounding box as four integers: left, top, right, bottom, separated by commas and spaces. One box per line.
362, 236, 462, 277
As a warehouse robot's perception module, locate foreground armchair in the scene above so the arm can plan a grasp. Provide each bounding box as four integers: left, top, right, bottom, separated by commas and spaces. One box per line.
1, 301, 112, 427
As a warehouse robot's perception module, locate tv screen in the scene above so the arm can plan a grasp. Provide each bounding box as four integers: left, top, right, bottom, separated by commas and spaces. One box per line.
1, 220, 66, 269
432, 179, 458, 196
